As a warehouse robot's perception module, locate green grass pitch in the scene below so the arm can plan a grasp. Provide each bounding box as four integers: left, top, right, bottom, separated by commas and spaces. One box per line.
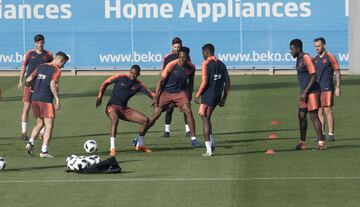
0, 75, 360, 207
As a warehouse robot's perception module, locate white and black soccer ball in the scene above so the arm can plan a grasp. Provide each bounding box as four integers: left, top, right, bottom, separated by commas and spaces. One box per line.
66, 155, 78, 171
85, 156, 97, 166
0, 156, 6, 170
73, 158, 89, 171
84, 140, 97, 153
90, 155, 101, 164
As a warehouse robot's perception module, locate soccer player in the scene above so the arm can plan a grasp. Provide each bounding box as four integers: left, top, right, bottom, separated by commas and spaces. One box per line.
145, 47, 201, 147
24, 51, 69, 158
162, 37, 191, 137
18, 34, 53, 140
313, 37, 341, 142
289, 39, 326, 150
96, 65, 155, 157
195, 43, 230, 156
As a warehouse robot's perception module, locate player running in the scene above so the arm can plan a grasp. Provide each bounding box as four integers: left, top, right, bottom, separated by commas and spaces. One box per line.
289, 39, 326, 150
195, 43, 230, 156
96, 65, 155, 157
162, 37, 191, 138
313, 37, 341, 142
144, 47, 201, 147
24, 51, 69, 158
18, 34, 53, 140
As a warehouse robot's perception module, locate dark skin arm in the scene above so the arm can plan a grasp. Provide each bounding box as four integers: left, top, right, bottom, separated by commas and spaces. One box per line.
299, 73, 317, 101
219, 78, 231, 107
154, 78, 165, 107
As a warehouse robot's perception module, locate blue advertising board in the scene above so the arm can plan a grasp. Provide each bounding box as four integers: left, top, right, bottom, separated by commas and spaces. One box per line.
0, 0, 348, 70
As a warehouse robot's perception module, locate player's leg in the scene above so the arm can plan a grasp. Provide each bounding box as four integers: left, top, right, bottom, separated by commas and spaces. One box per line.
107, 111, 119, 157
324, 106, 335, 141
25, 117, 44, 156
309, 110, 326, 149
296, 108, 308, 150
181, 103, 200, 147
40, 117, 55, 158
21, 102, 31, 140
21, 86, 32, 140
163, 104, 174, 137
318, 107, 326, 135
183, 112, 191, 137
201, 116, 213, 156
125, 109, 151, 152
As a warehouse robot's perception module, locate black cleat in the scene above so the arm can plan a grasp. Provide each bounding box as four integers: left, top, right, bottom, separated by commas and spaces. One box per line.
185, 131, 191, 137
163, 132, 170, 138
295, 142, 307, 150
326, 135, 335, 142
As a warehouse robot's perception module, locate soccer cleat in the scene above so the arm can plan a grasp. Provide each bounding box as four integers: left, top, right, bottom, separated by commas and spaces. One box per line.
21, 133, 29, 141
25, 142, 34, 156
109, 148, 117, 157
135, 146, 152, 153
132, 137, 138, 146
295, 142, 307, 150
326, 135, 335, 142
211, 145, 216, 152
39, 152, 54, 158
185, 131, 191, 137
162, 131, 170, 138
201, 152, 212, 157
191, 139, 201, 148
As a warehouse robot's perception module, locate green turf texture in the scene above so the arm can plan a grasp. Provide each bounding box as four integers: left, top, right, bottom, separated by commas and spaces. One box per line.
0, 75, 360, 207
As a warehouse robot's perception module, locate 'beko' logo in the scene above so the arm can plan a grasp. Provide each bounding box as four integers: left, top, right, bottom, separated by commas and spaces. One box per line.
0, 0, 72, 19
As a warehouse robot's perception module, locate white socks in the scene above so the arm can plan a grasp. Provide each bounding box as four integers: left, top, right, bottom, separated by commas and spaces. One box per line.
191, 136, 197, 141
205, 141, 212, 154
185, 124, 190, 133
40, 127, 45, 134
21, 122, 27, 133
41, 145, 48, 153
165, 124, 170, 132
110, 137, 115, 149
28, 137, 35, 145
137, 136, 144, 147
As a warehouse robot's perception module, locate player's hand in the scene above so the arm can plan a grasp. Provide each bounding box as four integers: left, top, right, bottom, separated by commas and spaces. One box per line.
335, 87, 341, 96
298, 92, 306, 102
24, 81, 31, 87
194, 97, 200, 104
55, 99, 61, 110
18, 81, 23, 91
96, 97, 102, 108
219, 99, 226, 107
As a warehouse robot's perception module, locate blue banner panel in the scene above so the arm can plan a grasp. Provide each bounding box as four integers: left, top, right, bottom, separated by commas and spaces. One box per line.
0, 0, 348, 70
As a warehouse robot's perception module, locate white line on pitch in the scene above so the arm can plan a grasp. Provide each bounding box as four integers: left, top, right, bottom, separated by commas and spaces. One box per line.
1, 177, 360, 183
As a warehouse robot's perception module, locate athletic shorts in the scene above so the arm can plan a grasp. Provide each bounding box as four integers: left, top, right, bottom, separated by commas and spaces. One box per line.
106, 104, 136, 121
32, 101, 55, 118
158, 91, 189, 111
23, 86, 32, 102
299, 92, 320, 111
320, 91, 334, 107
198, 104, 216, 117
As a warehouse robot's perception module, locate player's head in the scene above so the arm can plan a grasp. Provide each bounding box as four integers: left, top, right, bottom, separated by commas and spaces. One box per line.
289, 39, 303, 58
314, 37, 326, 55
178, 46, 190, 65
172, 37, 182, 54
34, 34, 45, 51
54, 51, 69, 69
129, 64, 141, 80
202, 43, 215, 60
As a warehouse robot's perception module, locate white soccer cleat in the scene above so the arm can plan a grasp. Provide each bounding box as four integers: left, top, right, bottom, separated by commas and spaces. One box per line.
40, 152, 54, 158
201, 152, 212, 157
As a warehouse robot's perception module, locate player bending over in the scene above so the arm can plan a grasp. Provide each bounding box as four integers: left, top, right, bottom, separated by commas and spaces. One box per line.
96, 65, 155, 157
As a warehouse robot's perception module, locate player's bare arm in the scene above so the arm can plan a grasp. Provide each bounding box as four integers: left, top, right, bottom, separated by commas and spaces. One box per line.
299, 73, 317, 101
50, 80, 60, 110
335, 70, 341, 96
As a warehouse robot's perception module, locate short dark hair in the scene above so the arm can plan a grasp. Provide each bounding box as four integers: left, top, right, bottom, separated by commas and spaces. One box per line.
290, 39, 303, 50
314, 37, 326, 45
130, 64, 141, 73
55, 51, 69, 61
34, 34, 44, 42
202, 43, 215, 54
172, 37, 182, 45
179, 46, 190, 55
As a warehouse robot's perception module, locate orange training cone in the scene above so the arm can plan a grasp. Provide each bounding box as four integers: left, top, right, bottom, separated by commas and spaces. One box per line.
270, 120, 280, 125
265, 149, 275, 154
268, 133, 278, 139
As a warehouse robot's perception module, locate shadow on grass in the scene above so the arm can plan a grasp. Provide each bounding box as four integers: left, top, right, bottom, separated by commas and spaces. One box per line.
214, 128, 298, 136
5, 164, 65, 172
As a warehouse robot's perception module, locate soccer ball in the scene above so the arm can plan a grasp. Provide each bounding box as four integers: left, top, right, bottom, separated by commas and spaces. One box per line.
90, 155, 101, 164
84, 140, 97, 153
85, 156, 97, 166
66, 155, 78, 171
0, 157, 6, 170
73, 158, 89, 171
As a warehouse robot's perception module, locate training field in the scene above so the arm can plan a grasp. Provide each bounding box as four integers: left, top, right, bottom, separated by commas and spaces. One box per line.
0, 75, 360, 207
